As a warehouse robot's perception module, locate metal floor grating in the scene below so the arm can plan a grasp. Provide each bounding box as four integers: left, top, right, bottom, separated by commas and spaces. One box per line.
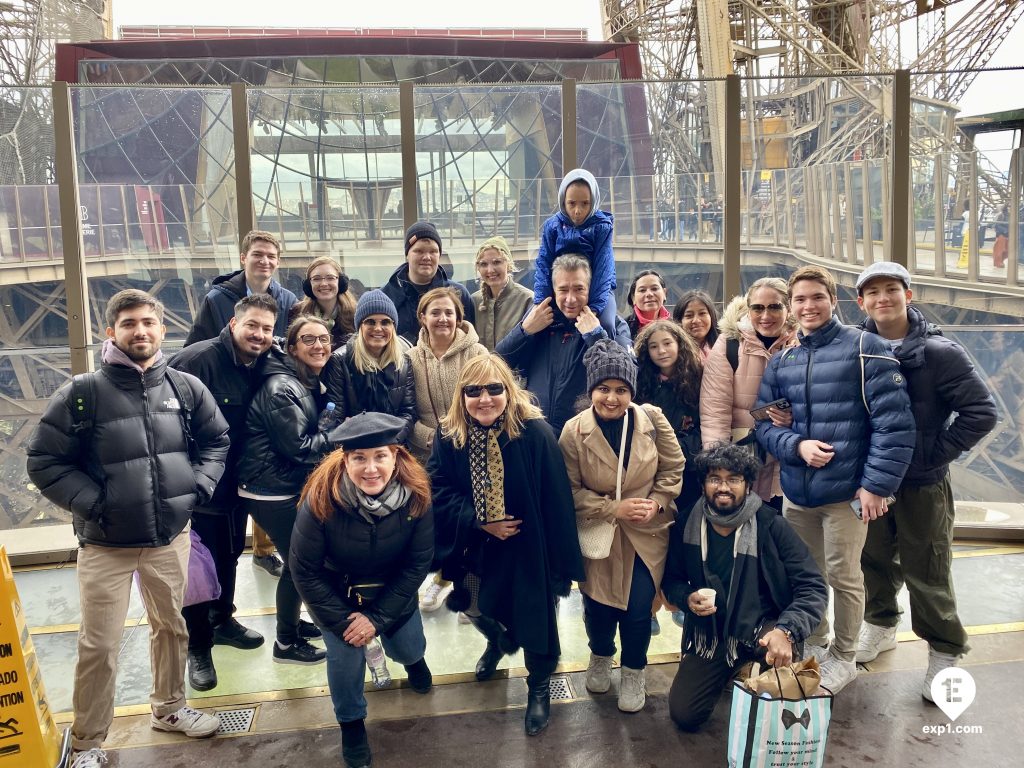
215, 707, 256, 735
548, 674, 575, 701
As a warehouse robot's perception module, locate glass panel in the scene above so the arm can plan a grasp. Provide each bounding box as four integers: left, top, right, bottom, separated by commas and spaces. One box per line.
0, 87, 68, 531
73, 86, 237, 351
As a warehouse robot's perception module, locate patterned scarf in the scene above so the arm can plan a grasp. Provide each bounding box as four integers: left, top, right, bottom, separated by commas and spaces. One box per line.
339, 472, 411, 524
681, 492, 762, 665
468, 413, 506, 524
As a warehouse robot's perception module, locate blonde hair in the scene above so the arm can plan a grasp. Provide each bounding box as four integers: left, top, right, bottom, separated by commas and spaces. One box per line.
746, 277, 797, 329
439, 354, 543, 449
475, 236, 519, 273
352, 318, 404, 373
293, 256, 356, 337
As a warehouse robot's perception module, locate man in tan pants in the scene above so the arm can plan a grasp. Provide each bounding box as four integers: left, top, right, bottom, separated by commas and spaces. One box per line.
27, 290, 230, 768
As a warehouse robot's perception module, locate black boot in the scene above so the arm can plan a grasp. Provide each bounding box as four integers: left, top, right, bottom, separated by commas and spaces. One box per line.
340, 719, 372, 768
404, 658, 433, 694
467, 615, 506, 681
187, 648, 217, 691
524, 677, 551, 736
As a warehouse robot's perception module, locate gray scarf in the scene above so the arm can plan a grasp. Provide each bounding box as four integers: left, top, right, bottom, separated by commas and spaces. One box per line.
340, 472, 411, 524
681, 491, 762, 664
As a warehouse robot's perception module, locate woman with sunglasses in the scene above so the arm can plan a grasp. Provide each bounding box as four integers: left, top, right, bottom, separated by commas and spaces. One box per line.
237, 315, 337, 666
699, 277, 797, 509
289, 256, 357, 351
323, 290, 416, 442
428, 355, 584, 736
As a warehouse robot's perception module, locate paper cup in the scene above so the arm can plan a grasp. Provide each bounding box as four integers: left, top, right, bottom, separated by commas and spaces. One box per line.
697, 587, 717, 606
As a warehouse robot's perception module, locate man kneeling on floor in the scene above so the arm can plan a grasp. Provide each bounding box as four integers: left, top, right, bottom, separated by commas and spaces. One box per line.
663, 444, 827, 731
27, 289, 230, 768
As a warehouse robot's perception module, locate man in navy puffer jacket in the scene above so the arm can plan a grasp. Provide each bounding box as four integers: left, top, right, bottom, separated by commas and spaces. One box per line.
755, 266, 914, 695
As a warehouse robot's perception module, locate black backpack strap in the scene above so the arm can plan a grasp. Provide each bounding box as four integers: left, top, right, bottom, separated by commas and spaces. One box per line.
726, 337, 740, 372
164, 368, 200, 462
70, 373, 97, 437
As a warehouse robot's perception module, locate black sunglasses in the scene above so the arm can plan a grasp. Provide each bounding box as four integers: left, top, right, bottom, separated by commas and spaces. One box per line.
749, 303, 786, 313
463, 382, 505, 398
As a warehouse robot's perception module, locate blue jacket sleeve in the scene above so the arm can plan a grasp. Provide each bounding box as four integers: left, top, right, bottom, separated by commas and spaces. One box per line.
754, 357, 804, 465
859, 336, 915, 496
533, 217, 559, 304
585, 221, 616, 315
495, 321, 535, 371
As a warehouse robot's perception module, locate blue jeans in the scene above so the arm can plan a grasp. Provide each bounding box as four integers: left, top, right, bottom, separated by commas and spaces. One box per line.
322, 610, 427, 723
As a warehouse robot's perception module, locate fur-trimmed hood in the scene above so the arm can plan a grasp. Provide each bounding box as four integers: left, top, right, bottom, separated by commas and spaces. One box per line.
717, 295, 751, 340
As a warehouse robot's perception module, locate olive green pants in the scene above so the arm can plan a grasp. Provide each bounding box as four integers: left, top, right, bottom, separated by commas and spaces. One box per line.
860, 474, 968, 656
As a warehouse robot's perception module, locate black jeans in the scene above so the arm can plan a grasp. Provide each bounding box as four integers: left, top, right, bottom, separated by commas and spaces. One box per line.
582, 555, 656, 669
668, 623, 773, 731
244, 495, 302, 644
182, 502, 248, 650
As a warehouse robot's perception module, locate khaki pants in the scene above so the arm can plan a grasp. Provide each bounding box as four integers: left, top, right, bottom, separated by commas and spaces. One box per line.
72, 529, 191, 751
783, 498, 868, 662
252, 522, 274, 557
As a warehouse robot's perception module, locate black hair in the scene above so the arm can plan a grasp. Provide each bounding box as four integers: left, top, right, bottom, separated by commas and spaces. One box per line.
673, 289, 720, 349
693, 443, 761, 485
626, 269, 667, 308
234, 293, 279, 319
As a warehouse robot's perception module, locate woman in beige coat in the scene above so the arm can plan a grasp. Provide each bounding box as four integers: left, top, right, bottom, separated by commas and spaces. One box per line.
406, 287, 489, 465
559, 340, 683, 714
698, 277, 796, 507
471, 236, 534, 351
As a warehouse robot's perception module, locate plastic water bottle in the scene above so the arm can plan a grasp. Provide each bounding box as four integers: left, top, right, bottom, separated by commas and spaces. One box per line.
364, 638, 391, 689
317, 402, 338, 431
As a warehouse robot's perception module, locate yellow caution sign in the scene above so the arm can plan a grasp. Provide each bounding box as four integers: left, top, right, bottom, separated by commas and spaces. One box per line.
957, 230, 970, 269
0, 547, 62, 767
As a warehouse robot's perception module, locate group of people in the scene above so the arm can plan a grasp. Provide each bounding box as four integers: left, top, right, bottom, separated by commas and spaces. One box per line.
26, 165, 996, 768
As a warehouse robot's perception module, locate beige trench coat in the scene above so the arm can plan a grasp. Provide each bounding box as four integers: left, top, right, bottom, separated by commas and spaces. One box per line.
559, 403, 684, 610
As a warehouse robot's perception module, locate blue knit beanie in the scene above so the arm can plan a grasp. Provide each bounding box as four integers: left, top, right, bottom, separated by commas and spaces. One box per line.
355, 289, 398, 327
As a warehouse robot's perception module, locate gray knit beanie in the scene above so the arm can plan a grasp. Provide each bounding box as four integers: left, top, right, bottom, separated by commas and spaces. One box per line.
404, 221, 443, 255
584, 339, 637, 395
355, 289, 398, 327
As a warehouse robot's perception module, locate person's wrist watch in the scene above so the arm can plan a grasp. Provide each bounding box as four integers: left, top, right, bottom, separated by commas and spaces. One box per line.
776, 626, 794, 644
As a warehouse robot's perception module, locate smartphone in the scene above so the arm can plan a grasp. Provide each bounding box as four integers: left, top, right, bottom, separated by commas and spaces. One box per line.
749, 398, 792, 421
850, 495, 896, 519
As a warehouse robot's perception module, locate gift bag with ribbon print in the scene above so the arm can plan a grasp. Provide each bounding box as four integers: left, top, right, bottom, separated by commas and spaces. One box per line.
727, 664, 833, 768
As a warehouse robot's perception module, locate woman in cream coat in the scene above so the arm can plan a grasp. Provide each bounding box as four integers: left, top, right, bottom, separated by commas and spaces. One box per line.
698, 277, 796, 508
559, 340, 683, 714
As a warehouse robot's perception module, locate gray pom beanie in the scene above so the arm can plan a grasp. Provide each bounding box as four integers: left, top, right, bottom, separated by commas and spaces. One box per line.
584, 339, 637, 395
355, 289, 398, 327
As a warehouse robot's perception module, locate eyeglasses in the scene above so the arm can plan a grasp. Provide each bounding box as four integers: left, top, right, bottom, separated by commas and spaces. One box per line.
749, 303, 786, 314
704, 475, 746, 488
298, 334, 331, 347
310, 275, 339, 284
463, 382, 505, 398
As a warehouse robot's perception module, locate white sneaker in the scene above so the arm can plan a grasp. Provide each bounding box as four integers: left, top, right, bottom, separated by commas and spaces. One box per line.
922, 648, 963, 703
420, 581, 450, 612
803, 642, 830, 664
856, 622, 898, 663
618, 666, 646, 712
151, 704, 220, 738
71, 749, 108, 768
585, 653, 614, 694
819, 655, 858, 694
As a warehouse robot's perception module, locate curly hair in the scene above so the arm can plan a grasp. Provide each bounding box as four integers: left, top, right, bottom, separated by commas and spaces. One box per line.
693, 443, 762, 485
633, 319, 703, 410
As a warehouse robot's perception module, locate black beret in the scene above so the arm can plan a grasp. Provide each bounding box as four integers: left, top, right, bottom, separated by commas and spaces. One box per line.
330, 411, 405, 450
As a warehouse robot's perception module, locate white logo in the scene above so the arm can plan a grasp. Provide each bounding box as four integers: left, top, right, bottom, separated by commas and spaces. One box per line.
931, 667, 976, 722
162, 398, 181, 411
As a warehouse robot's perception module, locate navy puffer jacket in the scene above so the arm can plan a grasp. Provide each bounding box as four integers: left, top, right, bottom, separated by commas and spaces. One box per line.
860, 306, 996, 487
754, 317, 915, 506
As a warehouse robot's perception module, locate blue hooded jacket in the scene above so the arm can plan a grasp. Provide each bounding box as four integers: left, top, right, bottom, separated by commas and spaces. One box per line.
754, 317, 915, 507
534, 169, 616, 314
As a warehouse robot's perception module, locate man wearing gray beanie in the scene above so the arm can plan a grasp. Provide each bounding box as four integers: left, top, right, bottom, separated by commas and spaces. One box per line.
382, 221, 475, 344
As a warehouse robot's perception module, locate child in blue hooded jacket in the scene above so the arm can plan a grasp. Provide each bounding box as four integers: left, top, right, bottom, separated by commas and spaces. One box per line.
534, 169, 618, 337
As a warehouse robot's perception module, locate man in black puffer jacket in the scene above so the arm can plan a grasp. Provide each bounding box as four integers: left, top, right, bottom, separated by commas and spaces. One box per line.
27, 289, 229, 762
853, 262, 997, 702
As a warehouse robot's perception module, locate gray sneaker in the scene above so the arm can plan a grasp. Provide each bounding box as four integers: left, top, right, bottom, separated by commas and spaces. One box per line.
71, 749, 108, 768
585, 653, 614, 694
618, 666, 646, 712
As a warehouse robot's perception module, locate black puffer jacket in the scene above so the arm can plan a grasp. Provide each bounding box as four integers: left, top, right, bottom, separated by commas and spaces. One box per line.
169, 325, 265, 508
236, 348, 332, 496
290, 497, 433, 637
860, 306, 996, 487
26, 350, 229, 547
321, 344, 416, 445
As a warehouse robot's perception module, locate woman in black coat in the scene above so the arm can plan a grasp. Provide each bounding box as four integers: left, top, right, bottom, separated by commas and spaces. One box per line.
291, 412, 434, 768
322, 289, 416, 442
428, 354, 585, 736
237, 316, 335, 666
